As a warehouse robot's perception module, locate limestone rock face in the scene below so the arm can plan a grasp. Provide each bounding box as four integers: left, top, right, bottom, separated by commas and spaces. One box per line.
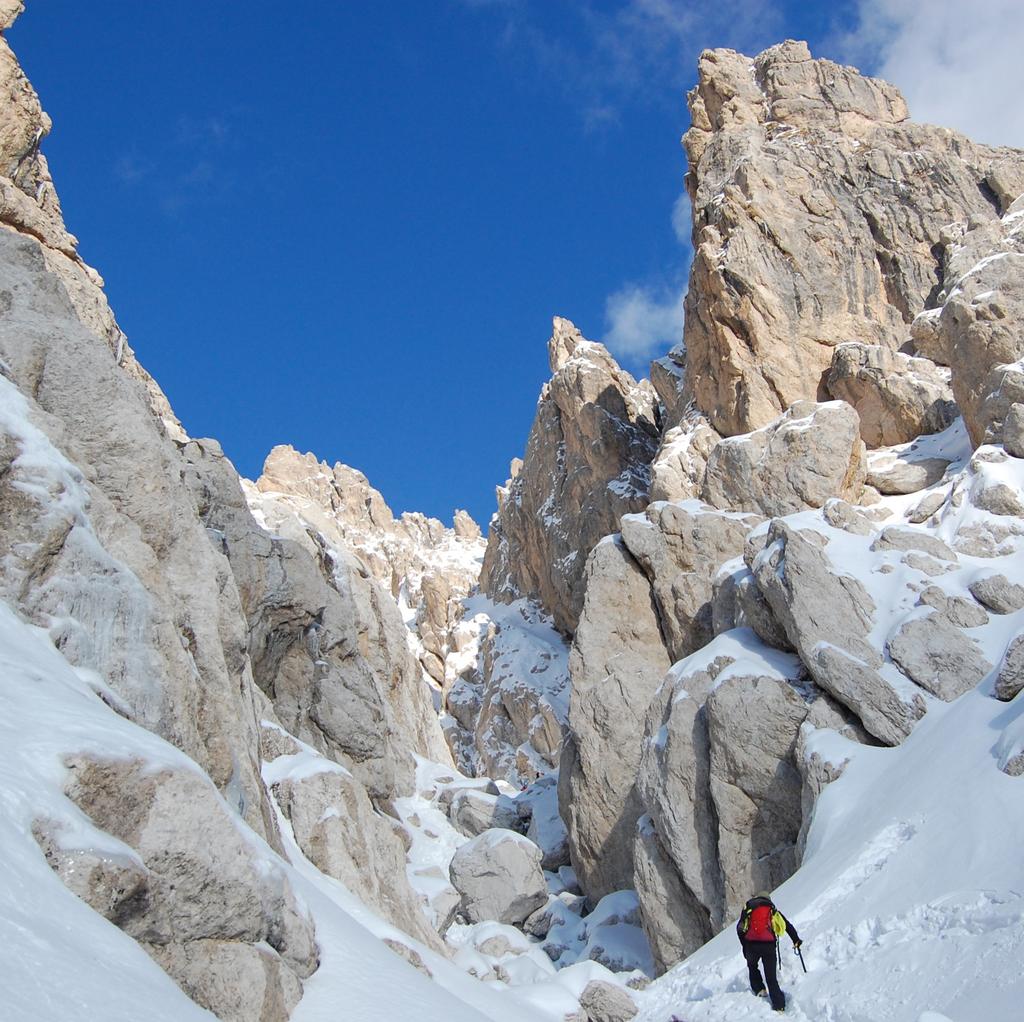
561, 537, 671, 899
0, 230, 278, 843
700, 401, 866, 515
247, 444, 485, 695
680, 40, 1024, 439
448, 830, 548, 925
481, 318, 660, 633
825, 343, 957, 447
180, 439, 448, 801
921, 198, 1024, 447
42, 756, 318, 1022
269, 762, 442, 950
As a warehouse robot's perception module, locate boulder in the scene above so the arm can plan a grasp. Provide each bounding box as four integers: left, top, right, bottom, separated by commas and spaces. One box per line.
147, 941, 302, 1022
633, 820, 711, 975
40, 756, 318, 1018
866, 454, 951, 495
1003, 403, 1024, 458
995, 636, 1024, 702
752, 520, 925, 744
578, 980, 639, 1022
449, 788, 522, 838
619, 500, 762, 661
888, 615, 992, 701
448, 830, 548, 925
826, 343, 957, 447
648, 415, 720, 504
969, 574, 1024, 615
706, 675, 807, 920
917, 586, 989, 629
712, 564, 793, 652
700, 401, 866, 516
635, 632, 814, 955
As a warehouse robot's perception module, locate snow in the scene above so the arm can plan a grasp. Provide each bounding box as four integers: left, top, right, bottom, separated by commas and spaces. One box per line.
1, 604, 220, 1022
637, 682, 1024, 1021
665, 628, 804, 704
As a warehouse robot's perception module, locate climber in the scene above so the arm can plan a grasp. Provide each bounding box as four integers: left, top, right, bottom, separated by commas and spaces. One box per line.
736, 891, 801, 1013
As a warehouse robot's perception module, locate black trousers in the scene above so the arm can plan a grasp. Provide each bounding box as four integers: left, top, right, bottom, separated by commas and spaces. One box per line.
743, 941, 785, 1010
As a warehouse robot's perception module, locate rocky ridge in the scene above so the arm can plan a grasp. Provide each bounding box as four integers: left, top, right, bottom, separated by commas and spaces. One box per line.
481, 317, 660, 635
243, 443, 485, 697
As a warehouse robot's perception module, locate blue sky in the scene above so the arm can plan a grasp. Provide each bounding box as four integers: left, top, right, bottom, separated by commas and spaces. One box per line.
10, 1, 1024, 528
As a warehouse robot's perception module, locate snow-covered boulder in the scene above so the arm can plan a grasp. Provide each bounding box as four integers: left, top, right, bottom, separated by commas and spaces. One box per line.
751, 519, 926, 745
40, 755, 318, 1022
995, 635, 1024, 702
448, 830, 548, 925
825, 342, 957, 448
578, 979, 639, 1022
619, 500, 762, 661
449, 788, 522, 838
700, 401, 867, 516
888, 614, 992, 701
970, 573, 1024, 615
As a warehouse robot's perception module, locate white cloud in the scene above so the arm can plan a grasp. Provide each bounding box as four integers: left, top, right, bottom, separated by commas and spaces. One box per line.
844, 0, 1024, 148
603, 281, 685, 361
671, 191, 692, 244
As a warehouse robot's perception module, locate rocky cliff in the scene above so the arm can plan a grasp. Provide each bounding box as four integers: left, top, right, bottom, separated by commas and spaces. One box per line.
0, 6, 464, 1016
550, 41, 1024, 976
469, 37, 1024, 985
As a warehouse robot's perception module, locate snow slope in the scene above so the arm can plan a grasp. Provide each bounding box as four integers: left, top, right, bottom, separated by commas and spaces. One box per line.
637, 686, 1024, 1022
0, 587, 547, 1022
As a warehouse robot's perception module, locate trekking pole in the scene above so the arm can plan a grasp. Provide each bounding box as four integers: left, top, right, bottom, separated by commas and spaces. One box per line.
795, 945, 807, 973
